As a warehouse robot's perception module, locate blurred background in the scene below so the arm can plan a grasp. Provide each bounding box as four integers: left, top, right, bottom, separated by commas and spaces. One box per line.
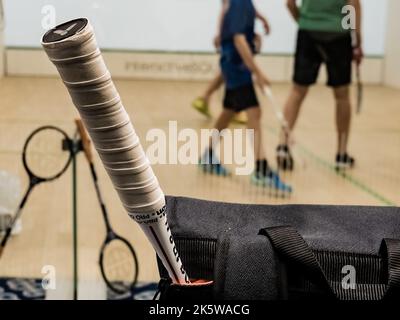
0, 0, 399, 300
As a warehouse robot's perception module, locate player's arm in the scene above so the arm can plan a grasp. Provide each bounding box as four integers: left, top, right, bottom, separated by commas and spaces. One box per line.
214, 0, 230, 49
286, 0, 300, 22
348, 0, 363, 64
348, 0, 362, 46
233, 34, 271, 89
255, 10, 270, 34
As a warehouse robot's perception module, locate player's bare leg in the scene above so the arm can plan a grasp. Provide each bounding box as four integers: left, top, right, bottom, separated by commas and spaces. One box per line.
334, 85, 354, 169
246, 107, 265, 161
214, 109, 236, 132
192, 73, 224, 118
193, 73, 247, 123
277, 84, 309, 170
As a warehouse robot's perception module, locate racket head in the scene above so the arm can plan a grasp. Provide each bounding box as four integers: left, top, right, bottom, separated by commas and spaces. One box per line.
99, 234, 139, 294
22, 126, 72, 182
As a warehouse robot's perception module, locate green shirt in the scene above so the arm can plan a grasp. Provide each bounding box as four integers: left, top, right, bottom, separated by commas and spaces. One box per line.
299, 0, 349, 33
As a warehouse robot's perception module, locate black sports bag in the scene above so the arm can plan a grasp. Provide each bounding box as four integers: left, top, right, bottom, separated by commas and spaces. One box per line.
156, 197, 400, 301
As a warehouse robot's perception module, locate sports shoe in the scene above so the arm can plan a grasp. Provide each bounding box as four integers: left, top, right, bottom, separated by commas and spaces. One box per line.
199, 163, 230, 176
276, 144, 294, 171
232, 112, 247, 125
198, 152, 230, 177
335, 153, 355, 170
192, 97, 212, 119
251, 170, 293, 194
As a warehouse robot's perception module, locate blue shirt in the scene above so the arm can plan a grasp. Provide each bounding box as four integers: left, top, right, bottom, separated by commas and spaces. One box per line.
220, 0, 256, 89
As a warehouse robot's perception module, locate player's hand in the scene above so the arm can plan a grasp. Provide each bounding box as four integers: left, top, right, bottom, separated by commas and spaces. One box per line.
254, 33, 262, 54
263, 20, 271, 35
255, 70, 271, 91
353, 46, 364, 66
213, 35, 221, 50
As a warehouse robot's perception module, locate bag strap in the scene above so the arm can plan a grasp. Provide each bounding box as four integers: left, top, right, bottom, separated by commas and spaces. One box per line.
380, 238, 400, 300
259, 226, 336, 298
260, 226, 400, 300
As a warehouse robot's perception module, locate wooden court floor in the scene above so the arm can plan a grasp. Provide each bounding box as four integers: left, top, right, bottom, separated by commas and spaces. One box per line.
0, 76, 399, 299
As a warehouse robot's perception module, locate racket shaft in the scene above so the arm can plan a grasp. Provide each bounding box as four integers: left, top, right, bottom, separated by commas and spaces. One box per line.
42, 19, 189, 284
0, 186, 33, 257
0, 209, 21, 258
88, 161, 138, 289
89, 163, 112, 230
356, 66, 362, 114
0, 226, 12, 254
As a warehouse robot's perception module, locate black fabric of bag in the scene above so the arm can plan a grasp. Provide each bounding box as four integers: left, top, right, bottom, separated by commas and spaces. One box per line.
156, 197, 400, 300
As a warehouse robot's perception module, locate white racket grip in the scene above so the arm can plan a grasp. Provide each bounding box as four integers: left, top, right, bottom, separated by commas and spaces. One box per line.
42, 19, 189, 284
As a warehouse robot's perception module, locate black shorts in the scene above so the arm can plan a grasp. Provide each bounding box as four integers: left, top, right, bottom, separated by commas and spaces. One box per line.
223, 84, 259, 113
293, 30, 353, 87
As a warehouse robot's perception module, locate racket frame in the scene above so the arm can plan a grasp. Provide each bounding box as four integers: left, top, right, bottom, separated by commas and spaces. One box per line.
0, 126, 73, 259
99, 232, 139, 294
22, 125, 73, 182
75, 119, 139, 294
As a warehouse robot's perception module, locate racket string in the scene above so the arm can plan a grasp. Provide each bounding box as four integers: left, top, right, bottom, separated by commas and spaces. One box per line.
103, 241, 137, 284
24, 129, 71, 179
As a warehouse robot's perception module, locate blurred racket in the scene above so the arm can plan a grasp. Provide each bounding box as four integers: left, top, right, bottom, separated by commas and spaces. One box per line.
75, 119, 139, 294
263, 86, 307, 169
356, 65, 363, 114
0, 126, 72, 258
263, 86, 289, 133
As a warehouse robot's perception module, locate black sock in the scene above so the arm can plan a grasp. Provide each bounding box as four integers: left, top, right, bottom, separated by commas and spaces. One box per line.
256, 159, 269, 177
208, 147, 214, 163
203, 147, 214, 164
